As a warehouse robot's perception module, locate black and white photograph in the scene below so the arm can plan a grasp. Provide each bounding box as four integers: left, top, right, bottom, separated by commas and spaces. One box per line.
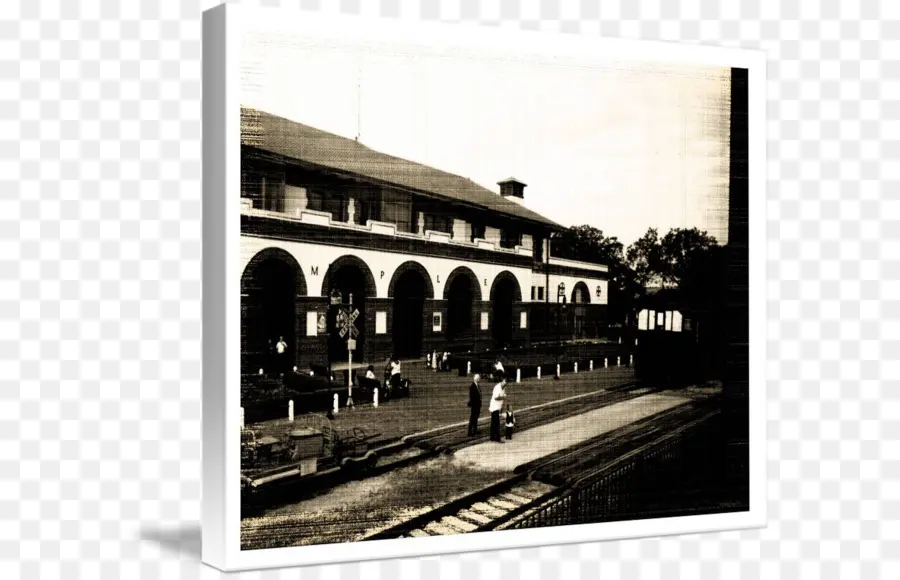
222, 8, 756, 557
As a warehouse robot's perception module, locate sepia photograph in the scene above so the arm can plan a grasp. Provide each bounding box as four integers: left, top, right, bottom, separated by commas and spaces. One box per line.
225, 10, 754, 556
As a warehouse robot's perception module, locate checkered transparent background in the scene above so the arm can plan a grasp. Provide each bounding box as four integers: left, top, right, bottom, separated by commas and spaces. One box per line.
2, 0, 898, 577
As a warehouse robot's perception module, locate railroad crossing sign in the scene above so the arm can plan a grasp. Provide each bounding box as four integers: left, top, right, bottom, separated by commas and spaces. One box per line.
337, 308, 360, 340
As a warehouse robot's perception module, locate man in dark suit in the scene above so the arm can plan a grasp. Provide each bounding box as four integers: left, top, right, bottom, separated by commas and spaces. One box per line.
467, 373, 483, 436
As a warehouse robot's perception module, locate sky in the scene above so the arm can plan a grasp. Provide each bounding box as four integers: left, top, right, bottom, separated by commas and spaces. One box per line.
241, 30, 732, 247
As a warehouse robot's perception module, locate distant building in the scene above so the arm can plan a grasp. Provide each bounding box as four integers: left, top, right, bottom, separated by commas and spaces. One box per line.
240, 107, 609, 372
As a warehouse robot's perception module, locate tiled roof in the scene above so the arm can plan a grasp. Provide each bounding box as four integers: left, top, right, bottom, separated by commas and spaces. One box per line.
241, 107, 562, 229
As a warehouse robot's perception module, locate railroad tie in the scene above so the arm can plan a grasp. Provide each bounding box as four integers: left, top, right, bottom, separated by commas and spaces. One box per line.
499, 492, 532, 506
486, 497, 519, 511
470, 501, 507, 518
456, 509, 492, 526
441, 515, 478, 533
423, 521, 459, 536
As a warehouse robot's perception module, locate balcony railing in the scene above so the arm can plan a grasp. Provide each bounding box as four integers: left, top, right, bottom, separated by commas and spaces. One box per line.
241, 198, 535, 258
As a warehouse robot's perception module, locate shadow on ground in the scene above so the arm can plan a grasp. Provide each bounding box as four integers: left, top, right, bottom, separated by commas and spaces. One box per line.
139, 522, 202, 561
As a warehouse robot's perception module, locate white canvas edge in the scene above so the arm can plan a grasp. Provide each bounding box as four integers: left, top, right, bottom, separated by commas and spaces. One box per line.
201, 3, 767, 572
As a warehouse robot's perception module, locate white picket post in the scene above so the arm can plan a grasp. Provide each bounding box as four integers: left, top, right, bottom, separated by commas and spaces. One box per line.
467, 361, 472, 375
288, 400, 294, 422
333, 393, 339, 415
556, 363, 560, 378
240, 407, 244, 430
629, 354, 634, 366
516, 368, 521, 383
574, 362, 578, 374
604, 358, 608, 368
537, 366, 541, 380
617, 356, 621, 366
590, 360, 594, 371
373, 387, 379, 408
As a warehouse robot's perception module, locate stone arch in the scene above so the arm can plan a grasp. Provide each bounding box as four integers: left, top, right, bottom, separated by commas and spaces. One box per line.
240, 247, 308, 375
320, 254, 377, 300
571, 281, 591, 304
442, 265, 482, 301
489, 270, 523, 303
489, 270, 522, 348
387, 260, 435, 299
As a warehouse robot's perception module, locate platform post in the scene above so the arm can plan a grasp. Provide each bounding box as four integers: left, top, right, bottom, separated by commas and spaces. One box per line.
373, 388, 379, 408
288, 400, 294, 422
574, 362, 578, 374
537, 366, 541, 380
516, 368, 521, 383
333, 393, 339, 415
590, 360, 594, 371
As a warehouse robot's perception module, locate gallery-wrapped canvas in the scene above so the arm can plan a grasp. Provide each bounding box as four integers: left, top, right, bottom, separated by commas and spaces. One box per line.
202, 3, 766, 571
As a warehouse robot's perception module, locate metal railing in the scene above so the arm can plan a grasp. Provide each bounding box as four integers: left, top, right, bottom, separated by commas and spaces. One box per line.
512, 410, 722, 529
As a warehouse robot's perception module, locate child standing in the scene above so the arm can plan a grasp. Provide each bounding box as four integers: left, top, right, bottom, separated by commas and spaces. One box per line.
504, 405, 516, 440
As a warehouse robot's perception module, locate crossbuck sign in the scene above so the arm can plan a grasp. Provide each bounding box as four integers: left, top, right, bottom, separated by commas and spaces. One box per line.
336, 308, 360, 342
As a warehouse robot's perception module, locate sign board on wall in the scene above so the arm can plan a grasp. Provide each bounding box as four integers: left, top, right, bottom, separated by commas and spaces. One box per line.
519, 311, 527, 329
480, 312, 489, 330
432, 312, 442, 332
306, 311, 318, 337
375, 311, 387, 334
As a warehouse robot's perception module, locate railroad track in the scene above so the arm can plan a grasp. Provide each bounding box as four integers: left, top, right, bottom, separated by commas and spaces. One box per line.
242, 379, 651, 516
366, 398, 718, 540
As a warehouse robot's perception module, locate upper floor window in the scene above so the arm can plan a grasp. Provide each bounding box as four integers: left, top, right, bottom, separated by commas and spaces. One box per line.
381, 190, 413, 233
471, 223, 486, 242
242, 170, 285, 213
500, 228, 520, 249
533, 236, 544, 262
424, 213, 452, 235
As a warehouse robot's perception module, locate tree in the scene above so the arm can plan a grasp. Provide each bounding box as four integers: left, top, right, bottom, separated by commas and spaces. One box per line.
552, 225, 640, 325
626, 228, 665, 288
659, 227, 719, 287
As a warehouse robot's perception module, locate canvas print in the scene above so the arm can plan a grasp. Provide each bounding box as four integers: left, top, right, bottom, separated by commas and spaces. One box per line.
233, 22, 751, 552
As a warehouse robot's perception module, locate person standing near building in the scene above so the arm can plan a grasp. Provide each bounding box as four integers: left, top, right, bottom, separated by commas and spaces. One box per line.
489, 372, 508, 443
467, 373, 483, 437
389, 355, 401, 400
275, 336, 288, 376
504, 404, 516, 440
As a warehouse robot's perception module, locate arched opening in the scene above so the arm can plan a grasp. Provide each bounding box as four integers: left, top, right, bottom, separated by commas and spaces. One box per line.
444, 266, 481, 343
571, 281, 591, 304
570, 282, 591, 339
490, 272, 522, 348
322, 256, 376, 367
389, 262, 433, 360
391, 270, 426, 358
241, 248, 307, 375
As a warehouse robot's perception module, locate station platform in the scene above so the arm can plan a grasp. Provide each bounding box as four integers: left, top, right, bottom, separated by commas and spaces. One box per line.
453, 393, 691, 472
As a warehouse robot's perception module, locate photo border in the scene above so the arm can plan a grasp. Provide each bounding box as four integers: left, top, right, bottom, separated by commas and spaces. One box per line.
202, 3, 767, 571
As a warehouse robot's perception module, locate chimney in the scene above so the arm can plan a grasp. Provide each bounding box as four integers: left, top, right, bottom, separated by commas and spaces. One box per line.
498, 177, 527, 200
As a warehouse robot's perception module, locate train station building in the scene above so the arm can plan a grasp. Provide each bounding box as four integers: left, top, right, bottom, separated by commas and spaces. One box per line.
239, 107, 609, 373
